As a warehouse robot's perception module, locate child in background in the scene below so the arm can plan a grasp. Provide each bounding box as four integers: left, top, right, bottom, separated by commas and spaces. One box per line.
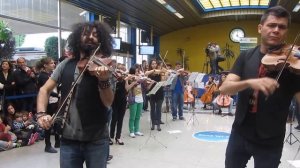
12, 112, 38, 146
22, 111, 44, 140
0, 115, 20, 150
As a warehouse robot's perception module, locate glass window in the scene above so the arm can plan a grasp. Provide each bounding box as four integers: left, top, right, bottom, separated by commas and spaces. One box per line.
0, 0, 58, 27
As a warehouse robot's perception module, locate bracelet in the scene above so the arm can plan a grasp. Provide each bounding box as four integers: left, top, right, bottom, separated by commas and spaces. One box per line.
36, 112, 47, 119
98, 80, 111, 90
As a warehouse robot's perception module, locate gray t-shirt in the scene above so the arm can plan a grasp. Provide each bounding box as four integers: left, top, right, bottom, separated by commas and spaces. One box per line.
51, 59, 107, 141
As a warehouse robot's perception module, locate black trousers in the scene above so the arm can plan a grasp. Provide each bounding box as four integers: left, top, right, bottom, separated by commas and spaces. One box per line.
44, 102, 60, 147
110, 98, 127, 139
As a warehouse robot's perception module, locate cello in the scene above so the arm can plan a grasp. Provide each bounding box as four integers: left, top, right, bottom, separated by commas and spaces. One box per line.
184, 81, 195, 104
215, 74, 231, 107
200, 77, 217, 105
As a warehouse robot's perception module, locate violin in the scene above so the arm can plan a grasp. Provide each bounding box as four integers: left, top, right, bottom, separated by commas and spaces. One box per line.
261, 44, 300, 75
77, 55, 126, 80
126, 74, 156, 85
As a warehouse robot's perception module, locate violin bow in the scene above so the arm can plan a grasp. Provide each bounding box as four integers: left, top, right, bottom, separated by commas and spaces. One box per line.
158, 50, 168, 68
51, 45, 101, 125
275, 31, 300, 81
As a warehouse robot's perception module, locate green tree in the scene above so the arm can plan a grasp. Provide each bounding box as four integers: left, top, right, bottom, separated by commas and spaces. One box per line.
0, 21, 15, 59
14, 34, 25, 47
44, 36, 66, 61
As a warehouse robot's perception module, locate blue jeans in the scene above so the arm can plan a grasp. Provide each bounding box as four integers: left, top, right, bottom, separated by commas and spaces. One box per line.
225, 129, 282, 168
60, 138, 109, 168
171, 92, 183, 118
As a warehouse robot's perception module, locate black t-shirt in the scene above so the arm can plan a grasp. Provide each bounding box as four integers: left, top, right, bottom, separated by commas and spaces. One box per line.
231, 46, 300, 146
114, 80, 127, 102
149, 73, 164, 100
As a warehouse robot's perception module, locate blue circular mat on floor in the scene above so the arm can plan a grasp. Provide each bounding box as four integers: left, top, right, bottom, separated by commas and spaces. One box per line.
193, 131, 230, 142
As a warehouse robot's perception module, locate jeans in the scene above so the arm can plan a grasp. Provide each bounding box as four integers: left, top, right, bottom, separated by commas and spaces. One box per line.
171, 92, 183, 118
60, 138, 109, 168
225, 129, 282, 168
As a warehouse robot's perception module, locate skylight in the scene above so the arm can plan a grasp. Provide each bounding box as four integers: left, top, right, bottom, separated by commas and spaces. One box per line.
156, 0, 184, 19
197, 0, 270, 12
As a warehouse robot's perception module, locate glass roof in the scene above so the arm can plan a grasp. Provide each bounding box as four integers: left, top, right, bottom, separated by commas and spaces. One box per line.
197, 0, 270, 12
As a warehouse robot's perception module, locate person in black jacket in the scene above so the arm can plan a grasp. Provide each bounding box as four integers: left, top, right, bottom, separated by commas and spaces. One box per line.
13, 57, 37, 112
36, 57, 60, 153
0, 60, 16, 114
220, 6, 300, 168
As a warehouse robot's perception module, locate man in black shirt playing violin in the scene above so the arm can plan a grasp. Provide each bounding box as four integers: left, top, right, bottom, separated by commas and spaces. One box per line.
220, 6, 300, 168
36, 22, 114, 168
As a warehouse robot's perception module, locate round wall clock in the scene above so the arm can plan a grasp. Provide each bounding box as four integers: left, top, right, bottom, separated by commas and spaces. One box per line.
229, 28, 245, 43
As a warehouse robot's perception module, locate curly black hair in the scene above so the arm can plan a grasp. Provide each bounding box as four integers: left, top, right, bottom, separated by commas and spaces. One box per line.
67, 21, 114, 60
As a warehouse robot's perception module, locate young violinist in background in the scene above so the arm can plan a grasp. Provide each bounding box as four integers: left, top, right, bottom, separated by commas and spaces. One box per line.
220, 6, 300, 168
170, 62, 187, 121
110, 63, 128, 145
163, 63, 173, 113
36, 21, 114, 168
200, 76, 217, 110
126, 66, 155, 137
141, 60, 150, 112
212, 74, 233, 116
145, 59, 165, 131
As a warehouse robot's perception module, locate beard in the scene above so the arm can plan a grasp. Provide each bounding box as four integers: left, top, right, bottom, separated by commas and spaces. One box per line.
80, 42, 99, 58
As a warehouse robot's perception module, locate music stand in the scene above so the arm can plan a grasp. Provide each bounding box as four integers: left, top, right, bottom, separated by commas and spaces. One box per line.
285, 105, 300, 145
202, 56, 210, 74
139, 121, 167, 151
186, 72, 201, 126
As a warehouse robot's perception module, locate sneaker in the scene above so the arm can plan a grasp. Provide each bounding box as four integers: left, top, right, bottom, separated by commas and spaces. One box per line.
33, 133, 39, 142
14, 143, 22, 148
135, 132, 144, 136
27, 133, 35, 145
129, 133, 135, 138
45, 146, 58, 153
172, 117, 177, 121
179, 116, 185, 120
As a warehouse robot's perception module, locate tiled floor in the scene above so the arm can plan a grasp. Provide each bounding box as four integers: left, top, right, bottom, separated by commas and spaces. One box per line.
1, 104, 300, 168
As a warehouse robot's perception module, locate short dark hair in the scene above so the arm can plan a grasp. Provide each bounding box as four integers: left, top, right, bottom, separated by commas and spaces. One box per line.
260, 6, 291, 26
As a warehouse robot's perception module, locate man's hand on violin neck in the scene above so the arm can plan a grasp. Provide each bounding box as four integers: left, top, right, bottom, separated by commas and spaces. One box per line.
93, 66, 110, 81
247, 77, 279, 96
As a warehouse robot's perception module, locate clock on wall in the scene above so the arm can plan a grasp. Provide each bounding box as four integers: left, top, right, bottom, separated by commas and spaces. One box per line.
230, 28, 245, 43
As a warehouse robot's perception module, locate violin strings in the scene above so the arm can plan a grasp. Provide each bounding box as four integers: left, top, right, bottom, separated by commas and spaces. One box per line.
275, 32, 300, 81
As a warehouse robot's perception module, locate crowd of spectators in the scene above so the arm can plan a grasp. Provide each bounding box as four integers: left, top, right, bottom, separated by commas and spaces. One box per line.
0, 57, 60, 152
